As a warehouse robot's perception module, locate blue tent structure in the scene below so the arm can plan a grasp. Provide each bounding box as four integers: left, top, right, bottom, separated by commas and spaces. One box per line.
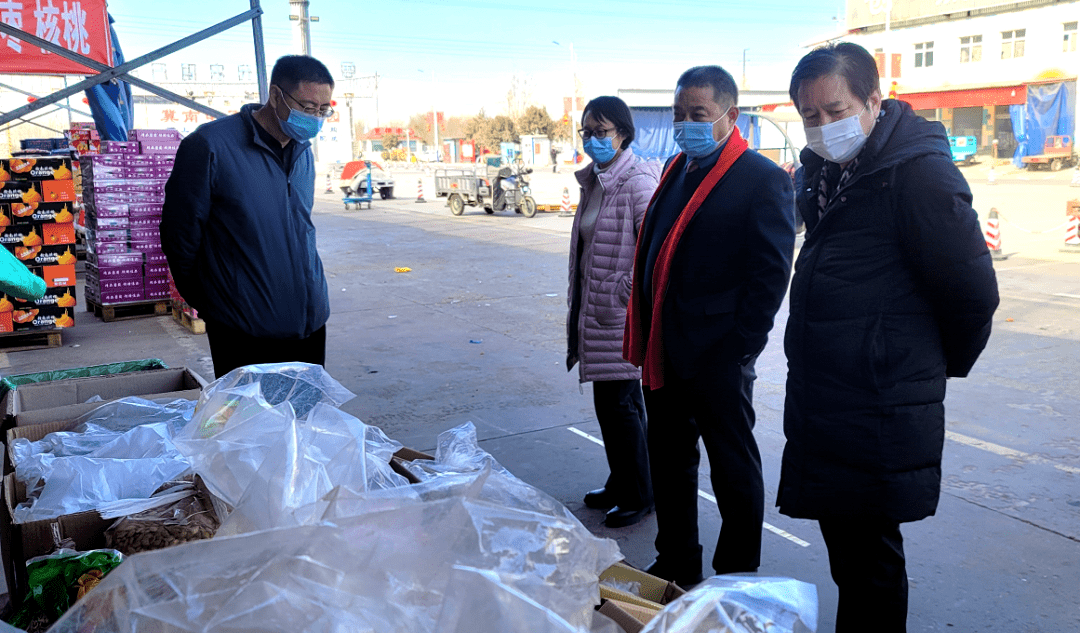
83, 14, 133, 142
1010, 82, 1076, 167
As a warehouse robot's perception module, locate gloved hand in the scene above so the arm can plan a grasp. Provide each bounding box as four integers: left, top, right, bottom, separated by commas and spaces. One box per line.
0, 246, 46, 300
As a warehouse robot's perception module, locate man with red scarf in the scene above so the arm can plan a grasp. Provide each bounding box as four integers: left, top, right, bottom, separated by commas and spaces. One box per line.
624, 65, 796, 587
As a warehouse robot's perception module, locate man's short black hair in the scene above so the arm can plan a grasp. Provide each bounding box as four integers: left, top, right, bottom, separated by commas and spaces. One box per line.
676, 66, 738, 107
270, 55, 334, 93
581, 96, 636, 150
789, 43, 879, 111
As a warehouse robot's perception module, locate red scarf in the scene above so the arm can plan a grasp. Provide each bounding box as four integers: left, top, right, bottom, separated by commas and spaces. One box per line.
623, 126, 748, 389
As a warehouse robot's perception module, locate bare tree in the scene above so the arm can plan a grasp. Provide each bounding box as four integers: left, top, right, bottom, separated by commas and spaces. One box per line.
505, 73, 533, 126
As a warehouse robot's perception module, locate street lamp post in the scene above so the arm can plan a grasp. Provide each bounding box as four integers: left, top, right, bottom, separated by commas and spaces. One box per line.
553, 40, 578, 160
419, 69, 439, 161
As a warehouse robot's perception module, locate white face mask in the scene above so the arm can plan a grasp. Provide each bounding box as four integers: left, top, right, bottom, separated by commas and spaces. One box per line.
805, 108, 869, 163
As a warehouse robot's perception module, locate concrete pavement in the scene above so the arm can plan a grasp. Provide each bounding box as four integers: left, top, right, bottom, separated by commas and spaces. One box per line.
0, 191, 1077, 631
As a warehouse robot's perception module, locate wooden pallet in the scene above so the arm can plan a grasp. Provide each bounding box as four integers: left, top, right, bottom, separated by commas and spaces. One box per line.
85, 296, 170, 322
0, 329, 62, 352
171, 305, 206, 334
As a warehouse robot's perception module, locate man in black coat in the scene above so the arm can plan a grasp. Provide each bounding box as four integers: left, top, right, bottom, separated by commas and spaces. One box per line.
623, 65, 796, 587
781, 43, 999, 632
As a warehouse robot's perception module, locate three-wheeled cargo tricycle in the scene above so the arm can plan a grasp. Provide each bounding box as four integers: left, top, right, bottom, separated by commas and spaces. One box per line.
434, 157, 537, 218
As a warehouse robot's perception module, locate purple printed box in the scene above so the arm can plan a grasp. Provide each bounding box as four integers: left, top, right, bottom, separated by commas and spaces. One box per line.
83, 164, 127, 179
123, 155, 155, 167
87, 242, 130, 257
88, 287, 146, 304
128, 204, 163, 218
152, 154, 175, 166
130, 228, 160, 242
141, 251, 169, 265
93, 229, 129, 243
128, 129, 182, 142
94, 251, 143, 267
95, 263, 144, 280
102, 141, 141, 154
89, 216, 129, 230
145, 286, 171, 300
140, 141, 181, 155
145, 263, 169, 278
127, 216, 160, 229
130, 241, 163, 254
144, 276, 170, 290
86, 203, 128, 218
83, 154, 125, 167
98, 277, 144, 292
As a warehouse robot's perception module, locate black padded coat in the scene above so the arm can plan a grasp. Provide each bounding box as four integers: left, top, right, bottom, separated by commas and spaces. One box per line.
777, 100, 999, 523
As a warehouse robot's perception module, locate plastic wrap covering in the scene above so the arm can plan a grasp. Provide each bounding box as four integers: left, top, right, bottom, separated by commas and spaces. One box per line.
435, 566, 623, 633
190, 362, 355, 426
399, 421, 579, 523
8, 549, 124, 632
641, 576, 818, 633
214, 403, 407, 536
10, 399, 196, 523
9, 398, 194, 465
47, 425, 622, 633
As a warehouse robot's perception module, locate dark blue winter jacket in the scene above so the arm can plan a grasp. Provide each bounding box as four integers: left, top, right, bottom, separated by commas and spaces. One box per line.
162, 104, 329, 338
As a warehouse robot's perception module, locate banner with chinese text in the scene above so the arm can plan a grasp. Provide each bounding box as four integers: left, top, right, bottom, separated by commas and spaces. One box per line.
0, 0, 114, 74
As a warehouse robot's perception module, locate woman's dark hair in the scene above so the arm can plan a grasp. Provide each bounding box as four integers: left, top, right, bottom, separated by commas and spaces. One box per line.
789, 42, 879, 110
581, 96, 635, 150
270, 55, 335, 93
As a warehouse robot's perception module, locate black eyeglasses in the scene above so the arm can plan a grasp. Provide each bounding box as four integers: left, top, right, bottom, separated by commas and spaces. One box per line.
578, 127, 617, 140
280, 87, 334, 118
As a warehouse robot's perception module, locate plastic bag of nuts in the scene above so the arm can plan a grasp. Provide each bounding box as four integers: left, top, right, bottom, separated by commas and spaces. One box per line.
105, 476, 221, 556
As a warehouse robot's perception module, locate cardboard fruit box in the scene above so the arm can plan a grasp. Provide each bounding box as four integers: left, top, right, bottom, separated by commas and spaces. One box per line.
0, 158, 74, 182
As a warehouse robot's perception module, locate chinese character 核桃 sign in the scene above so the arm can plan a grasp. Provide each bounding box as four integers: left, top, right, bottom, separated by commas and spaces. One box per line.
0, 0, 113, 74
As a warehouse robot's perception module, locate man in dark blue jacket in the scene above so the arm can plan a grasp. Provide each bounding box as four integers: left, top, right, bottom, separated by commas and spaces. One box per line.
162, 56, 334, 377
624, 66, 796, 587
781, 43, 999, 632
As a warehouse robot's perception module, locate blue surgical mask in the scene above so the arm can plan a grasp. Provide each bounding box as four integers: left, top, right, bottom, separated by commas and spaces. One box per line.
583, 136, 617, 164
673, 111, 735, 158
279, 108, 324, 142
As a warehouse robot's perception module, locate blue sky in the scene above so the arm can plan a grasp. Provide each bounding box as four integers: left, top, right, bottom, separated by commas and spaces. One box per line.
105, 0, 845, 124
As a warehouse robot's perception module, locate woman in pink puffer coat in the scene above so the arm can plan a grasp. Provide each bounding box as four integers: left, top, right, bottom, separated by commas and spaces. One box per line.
567, 96, 661, 529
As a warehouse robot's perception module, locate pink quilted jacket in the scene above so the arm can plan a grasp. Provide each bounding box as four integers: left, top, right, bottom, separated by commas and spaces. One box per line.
567, 148, 660, 382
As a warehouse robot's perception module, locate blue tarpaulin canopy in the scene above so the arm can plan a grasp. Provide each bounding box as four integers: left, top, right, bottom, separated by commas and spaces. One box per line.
83, 14, 133, 142
1011, 82, 1076, 167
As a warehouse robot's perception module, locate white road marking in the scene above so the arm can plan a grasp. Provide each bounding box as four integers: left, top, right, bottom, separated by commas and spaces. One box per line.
0, 352, 9, 369
567, 427, 811, 548
946, 431, 1080, 475
1053, 293, 1080, 299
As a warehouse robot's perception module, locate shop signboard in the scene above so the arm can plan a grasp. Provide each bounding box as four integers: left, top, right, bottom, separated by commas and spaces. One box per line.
0, 0, 113, 74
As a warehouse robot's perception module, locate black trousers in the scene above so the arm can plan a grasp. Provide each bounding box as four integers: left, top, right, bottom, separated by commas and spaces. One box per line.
593, 379, 652, 509
819, 518, 908, 633
643, 358, 763, 575
205, 319, 327, 378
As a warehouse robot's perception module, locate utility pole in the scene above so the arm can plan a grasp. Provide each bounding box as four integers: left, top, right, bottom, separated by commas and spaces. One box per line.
742, 48, 749, 89
289, 0, 317, 56
374, 73, 380, 128
432, 71, 439, 161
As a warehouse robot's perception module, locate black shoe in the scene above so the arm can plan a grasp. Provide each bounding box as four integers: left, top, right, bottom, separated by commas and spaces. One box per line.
603, 504, 654, 528
584, 487, 617, 510
645, 558, 705, 589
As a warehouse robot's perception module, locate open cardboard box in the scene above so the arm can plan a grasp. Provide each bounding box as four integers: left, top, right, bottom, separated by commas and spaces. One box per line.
599, 561, 687, 609
1, 433, 434, 602
3, 367, 208, 430
597, 596, 663, 633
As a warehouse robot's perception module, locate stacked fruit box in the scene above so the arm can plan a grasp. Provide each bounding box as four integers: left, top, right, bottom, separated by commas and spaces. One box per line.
0, 157, 79, 332
81, 129, 180, 308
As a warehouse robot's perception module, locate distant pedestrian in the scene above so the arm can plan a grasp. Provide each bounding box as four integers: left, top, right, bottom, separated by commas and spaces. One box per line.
162, 55, 335, 377
551, 145, 559, 173
567, 96, 660, 529
780, 42, 999, 632
623, 65, 796, 587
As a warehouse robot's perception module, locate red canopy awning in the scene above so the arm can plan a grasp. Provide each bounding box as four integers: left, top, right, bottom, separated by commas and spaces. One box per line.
900, 85, 1027, 110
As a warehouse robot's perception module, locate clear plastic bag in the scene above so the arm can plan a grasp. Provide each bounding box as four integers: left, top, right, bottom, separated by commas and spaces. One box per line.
105, 478, 220, 555
214, 403, 407, 536
48, 424, 622, 633
12, 417, 192, 524
640, 576, 818, 633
